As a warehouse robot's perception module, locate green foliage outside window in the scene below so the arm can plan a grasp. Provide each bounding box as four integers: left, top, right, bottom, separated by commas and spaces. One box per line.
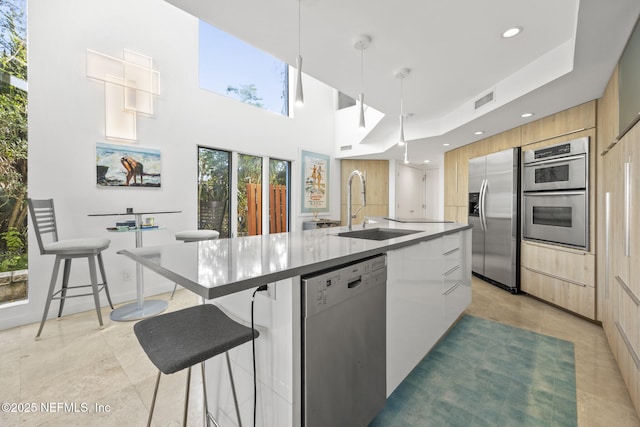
237, 154, 262, 237
0, 0, 28, 280
198, 147, 230, 238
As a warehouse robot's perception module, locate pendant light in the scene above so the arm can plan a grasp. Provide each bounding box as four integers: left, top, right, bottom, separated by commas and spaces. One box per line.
354, 35, 371, 128
395, 68, 410, 145
403, 141, 409, 164
295, 0, 304, 106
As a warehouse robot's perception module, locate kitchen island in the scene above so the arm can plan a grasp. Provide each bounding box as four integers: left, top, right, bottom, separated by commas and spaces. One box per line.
118, 219, 472, 427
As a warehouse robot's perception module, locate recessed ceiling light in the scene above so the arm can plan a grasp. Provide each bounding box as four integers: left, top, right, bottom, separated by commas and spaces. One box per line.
521, 112, 534, 118
474, 131, 484, 135
424, 160, 430, 163
502, 27, 522, 38
443, 143, 450, 147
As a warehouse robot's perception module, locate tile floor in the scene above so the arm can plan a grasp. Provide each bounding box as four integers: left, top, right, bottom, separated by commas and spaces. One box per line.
1, 277, 639, 426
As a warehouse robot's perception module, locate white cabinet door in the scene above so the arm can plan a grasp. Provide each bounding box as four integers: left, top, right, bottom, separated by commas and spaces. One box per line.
386, 229, 472, 396
386, 238, 444, 395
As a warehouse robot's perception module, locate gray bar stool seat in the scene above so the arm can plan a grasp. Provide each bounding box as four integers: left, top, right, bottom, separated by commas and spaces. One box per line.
175, 229, 220, 243
171, 230, 219, 299
28, 198, 114, 339
134, 303, 259, 427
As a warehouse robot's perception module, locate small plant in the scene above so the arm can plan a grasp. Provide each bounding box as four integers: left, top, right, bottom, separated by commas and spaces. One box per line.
0, 227, 27, 272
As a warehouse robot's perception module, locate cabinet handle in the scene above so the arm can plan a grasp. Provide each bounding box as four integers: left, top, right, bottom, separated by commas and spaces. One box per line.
605, 192, 610, 299
443, 264, 461, 277
522, 266, 587, 287
442, 247, 460, 256
625, 159, 631, 257
443, 281, 461, 296
615, 322, 640, 370
615, 275, 640, 306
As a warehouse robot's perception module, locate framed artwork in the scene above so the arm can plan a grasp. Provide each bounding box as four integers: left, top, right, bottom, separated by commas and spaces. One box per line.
301, 149, 330, 214
96, 142, 161, 187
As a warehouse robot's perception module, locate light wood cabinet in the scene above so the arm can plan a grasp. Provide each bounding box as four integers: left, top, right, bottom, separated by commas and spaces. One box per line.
521, 266, 595, 319
455, 146, 469, 207
596, 68, 618, 324
443, 147, 469, 208
340, 160, 389, 225
521, 100, 596, 145
521, 241, 595, 287
444, 150, 458, 207
520, 240, 595, 319
602, 118, 640, 416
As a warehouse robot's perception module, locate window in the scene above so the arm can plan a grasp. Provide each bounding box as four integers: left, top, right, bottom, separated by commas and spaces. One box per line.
0, 0, 28, 305
197, 148, 291, 238
237, 154, 262, 237
269, 159, 290, 233
199, 20, 289, 116
197, 147, 231, 238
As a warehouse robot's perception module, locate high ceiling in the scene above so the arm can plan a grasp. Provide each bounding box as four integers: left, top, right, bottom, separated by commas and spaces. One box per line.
166, 0, 640, 167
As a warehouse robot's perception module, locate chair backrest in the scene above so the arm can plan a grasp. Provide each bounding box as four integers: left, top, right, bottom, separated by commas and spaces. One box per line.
28, 198, 59, 255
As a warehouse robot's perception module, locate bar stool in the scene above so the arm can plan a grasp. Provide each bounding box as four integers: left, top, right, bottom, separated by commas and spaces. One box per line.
28, 198, 114, 339
134, 303, 258, 427
170, 230, 219, 300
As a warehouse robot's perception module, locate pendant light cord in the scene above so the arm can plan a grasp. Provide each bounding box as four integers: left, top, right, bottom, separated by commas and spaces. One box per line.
400, 77, 404, 118
361, 48, 364, 95
298, 0, 301, 56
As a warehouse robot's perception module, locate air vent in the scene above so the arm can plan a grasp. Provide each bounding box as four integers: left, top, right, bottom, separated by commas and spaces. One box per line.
474, 91, 494, 110
340, 145, 352, 151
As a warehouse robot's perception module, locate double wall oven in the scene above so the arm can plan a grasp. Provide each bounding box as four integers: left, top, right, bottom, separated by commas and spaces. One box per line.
522, 137, 589, 250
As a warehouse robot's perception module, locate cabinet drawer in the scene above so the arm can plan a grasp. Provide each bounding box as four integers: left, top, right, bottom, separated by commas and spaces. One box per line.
443, 279, 471, 325
521, 266, 595, 319
615, 276, 640, 359
614, 322, 640, 409
442, 232, 461, 255
521, 241, 595, 287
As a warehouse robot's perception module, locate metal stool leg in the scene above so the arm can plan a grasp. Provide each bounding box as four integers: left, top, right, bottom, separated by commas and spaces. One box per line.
97, 252, 114, 309
57, 258, 72, 317
36, 256, 62, 339
201, 362, 209, 427
87, 255, 104, 329
183, 366, 192, 427
170, 283, 179, 300
226, 352, 243, 427
147, 371, 161, 427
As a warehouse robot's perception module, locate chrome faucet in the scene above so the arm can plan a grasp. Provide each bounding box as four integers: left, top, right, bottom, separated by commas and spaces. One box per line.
347, 170, 366, 230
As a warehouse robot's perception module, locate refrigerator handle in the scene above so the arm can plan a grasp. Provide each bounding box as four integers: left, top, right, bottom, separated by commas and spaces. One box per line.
479, 179, 487, 231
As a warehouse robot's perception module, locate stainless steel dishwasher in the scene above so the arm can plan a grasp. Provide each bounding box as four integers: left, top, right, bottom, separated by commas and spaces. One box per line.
301, 254, 387, 427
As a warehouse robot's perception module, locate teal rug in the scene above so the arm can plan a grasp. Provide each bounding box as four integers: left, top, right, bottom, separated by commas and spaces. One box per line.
370, 315, 577, 427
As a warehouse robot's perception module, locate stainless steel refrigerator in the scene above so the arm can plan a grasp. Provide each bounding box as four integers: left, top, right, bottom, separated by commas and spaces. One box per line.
468, 147, 520, 292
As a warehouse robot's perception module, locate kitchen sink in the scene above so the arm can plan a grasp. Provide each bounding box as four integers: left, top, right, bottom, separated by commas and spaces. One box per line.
336, 227, 422, 241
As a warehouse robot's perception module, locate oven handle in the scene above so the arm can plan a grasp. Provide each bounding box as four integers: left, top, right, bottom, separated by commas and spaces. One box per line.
479, 179, 487, 231
522, 190, 586, 197
523, 154, 586, 167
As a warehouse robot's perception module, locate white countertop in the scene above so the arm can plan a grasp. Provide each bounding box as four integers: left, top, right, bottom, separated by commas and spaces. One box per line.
117, 219, 471, 299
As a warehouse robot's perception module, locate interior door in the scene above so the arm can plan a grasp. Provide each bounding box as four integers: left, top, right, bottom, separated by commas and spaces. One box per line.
396, 164, 425, 219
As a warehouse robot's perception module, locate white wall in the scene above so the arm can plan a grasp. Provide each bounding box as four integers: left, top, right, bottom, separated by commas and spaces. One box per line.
1, 0, 339, 329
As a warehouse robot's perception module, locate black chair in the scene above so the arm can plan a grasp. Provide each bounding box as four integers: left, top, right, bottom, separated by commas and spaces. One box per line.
28, 198, 113, 339
134, 303, 259, 427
